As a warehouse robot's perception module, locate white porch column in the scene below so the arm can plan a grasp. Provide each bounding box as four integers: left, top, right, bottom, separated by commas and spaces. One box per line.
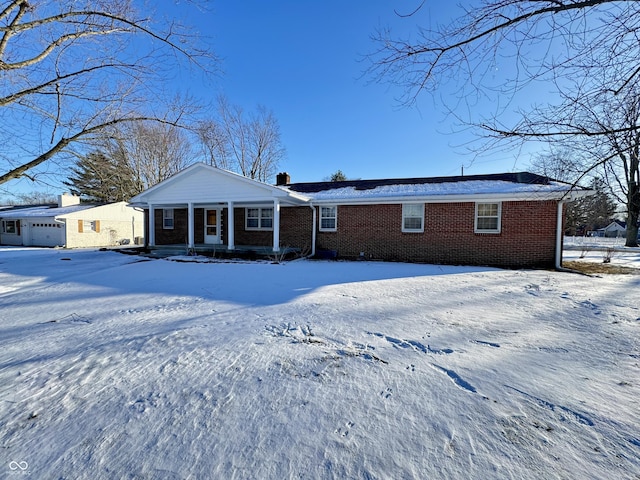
188, 202, 195, 249
227, 201, 235, 250
273, 199, 280, 252
148, 204, 155, 247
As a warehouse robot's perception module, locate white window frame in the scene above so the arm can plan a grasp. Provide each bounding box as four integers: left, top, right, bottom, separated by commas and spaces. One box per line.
475, 202, 502, 233
163, 208, 174, 230
2, 220, 18, 234
319, 206, 337, 231
245, 207, 274, 231
402, 203, 425, 233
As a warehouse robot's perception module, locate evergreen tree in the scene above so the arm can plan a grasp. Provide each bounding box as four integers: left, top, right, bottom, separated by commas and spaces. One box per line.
330, 170, 348, 182
565, 179, 618, 236
64, 151, 138, 202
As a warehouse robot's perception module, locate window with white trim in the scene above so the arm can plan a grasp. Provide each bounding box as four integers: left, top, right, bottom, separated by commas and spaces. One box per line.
245, 207, 273, 230
163, 209, 174, 229
475, 202, 501, 233
2, 220, 18, 234
319, 206, 337, 231
402, 203, 424, 232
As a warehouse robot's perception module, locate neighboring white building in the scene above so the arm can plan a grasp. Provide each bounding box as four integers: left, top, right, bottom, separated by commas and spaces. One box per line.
0, 194, 144, 248
594, 220, 626, 238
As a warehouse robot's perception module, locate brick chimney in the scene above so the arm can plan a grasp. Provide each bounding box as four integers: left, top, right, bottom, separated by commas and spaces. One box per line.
276, 172, 290, 186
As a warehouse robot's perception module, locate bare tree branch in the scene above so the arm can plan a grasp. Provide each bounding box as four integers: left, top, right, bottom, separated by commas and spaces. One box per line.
0, 0, 217, 188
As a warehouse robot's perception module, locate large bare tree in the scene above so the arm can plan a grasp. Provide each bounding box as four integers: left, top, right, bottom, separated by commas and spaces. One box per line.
0, 0, 215, 187
368, 0, 640, 246
196, 97, 286, 182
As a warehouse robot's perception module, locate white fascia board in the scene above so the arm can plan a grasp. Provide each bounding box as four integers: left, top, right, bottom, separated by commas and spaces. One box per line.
309, 190, 590, 205
128, 194, 310, 209
129, 163, 311, 207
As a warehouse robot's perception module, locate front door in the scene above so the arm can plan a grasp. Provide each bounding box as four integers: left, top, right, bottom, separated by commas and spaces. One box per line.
204, 209, 221, 244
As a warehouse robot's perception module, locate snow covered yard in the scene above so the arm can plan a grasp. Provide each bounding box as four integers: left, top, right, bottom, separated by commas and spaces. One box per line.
0, 247, 638, 479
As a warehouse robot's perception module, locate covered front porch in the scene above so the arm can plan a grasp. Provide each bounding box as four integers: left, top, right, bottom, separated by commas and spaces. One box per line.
147, 200, 287, 253
128, 163, 313, 256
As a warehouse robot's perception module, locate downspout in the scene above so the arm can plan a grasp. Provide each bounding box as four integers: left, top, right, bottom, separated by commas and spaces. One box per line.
309, 203, 316, 257
555, 200, 565, 270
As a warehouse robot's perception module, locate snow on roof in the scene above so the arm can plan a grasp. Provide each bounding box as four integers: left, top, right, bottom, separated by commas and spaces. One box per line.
307, 180, 570, 201
285, 172, 580, 202
0, 204, 95, 219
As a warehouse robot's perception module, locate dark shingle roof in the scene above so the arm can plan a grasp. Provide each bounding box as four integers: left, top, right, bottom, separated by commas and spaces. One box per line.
284, 172, 555, 194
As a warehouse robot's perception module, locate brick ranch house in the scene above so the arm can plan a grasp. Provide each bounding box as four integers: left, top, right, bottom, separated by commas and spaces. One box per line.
128, 163, 592, 268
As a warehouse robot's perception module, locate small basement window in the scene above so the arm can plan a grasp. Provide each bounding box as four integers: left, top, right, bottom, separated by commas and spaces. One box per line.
402, 203, 424, 232
475, 202, 501, 233
319, 206, 337, 231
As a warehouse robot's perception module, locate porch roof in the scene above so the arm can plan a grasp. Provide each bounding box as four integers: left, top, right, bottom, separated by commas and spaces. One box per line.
128, 163, 310, 208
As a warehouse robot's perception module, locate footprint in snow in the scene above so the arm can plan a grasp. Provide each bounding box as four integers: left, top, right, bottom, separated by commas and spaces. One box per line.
335, 421, 355, 437
381, 388, 393, 399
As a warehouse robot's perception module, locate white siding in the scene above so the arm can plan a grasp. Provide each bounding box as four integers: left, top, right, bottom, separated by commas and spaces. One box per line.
61, 202, 144, 248
143, 168, 280, 204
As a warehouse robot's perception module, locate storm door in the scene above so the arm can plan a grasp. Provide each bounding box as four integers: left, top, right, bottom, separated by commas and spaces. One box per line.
204, 209, 221, 244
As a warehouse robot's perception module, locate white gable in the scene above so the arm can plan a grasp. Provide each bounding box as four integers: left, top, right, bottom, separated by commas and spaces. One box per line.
130, 164, 308, 205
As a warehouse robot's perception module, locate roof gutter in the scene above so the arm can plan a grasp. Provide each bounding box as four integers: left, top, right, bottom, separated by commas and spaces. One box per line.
308, 191, 580, 205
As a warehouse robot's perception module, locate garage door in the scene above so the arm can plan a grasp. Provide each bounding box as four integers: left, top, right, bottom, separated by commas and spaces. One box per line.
29, 221, 64, 247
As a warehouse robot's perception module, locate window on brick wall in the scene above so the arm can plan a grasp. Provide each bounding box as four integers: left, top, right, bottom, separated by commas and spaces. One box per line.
402, 203, 424, 232
245, 207, 273, 230
475, 202, 501, 233
163, 209, 174, 229
319, 206, 337, 231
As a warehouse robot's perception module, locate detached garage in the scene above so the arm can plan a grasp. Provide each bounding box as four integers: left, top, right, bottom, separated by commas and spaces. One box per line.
0, 194, 144, 248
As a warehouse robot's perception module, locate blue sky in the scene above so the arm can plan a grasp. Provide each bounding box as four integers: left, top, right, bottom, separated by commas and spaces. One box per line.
3, 1, 541, 201
167, 1, 533, 183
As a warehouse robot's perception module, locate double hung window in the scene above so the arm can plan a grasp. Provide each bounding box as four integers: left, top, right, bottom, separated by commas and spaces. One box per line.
402, 204, 424, 232
163, 209, 174, 229
319, 206, 337, 231
475, 203, 501, 233
246, 207, 273, 230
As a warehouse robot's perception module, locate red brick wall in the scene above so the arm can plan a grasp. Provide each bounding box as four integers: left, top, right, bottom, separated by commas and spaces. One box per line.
154, 208, 188, 245
312, 201, 558, 267
153, 208, 227, 245
148, 201, 559, 267
233, 206, 314, 250
280, 207, 314, 253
